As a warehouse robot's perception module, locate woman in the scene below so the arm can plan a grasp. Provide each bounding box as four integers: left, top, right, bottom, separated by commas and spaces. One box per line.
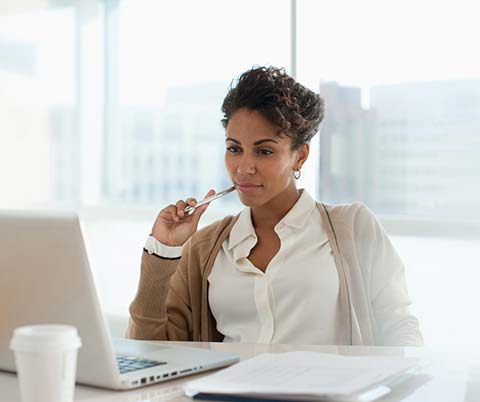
128, 66, 423, 346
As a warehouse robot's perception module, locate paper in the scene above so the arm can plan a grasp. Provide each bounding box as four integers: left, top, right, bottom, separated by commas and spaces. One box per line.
184, 351, 420, 401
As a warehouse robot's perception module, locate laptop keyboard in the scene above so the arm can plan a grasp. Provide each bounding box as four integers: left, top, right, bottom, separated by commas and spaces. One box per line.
116, 354, 167, 374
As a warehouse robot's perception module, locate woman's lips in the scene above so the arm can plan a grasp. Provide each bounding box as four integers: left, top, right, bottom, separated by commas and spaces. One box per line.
235, 182, 262, 193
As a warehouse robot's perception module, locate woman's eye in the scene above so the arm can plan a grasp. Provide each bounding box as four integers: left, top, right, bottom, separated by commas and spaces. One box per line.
258, 149, 273, 156
226, 146, 241, 153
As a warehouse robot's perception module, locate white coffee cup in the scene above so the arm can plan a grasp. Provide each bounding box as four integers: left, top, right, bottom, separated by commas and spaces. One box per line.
10, 325, 82, 402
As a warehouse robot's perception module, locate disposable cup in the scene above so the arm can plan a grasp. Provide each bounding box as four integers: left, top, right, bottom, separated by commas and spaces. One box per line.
10, 324, 82, 402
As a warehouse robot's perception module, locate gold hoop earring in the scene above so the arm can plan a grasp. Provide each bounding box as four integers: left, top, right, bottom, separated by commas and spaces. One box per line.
293, 170, 301, 180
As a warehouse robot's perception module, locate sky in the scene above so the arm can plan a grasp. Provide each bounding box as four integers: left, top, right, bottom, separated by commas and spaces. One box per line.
118, 0, 480, 107
297, 0, 480, 89
1, 0, 479, 108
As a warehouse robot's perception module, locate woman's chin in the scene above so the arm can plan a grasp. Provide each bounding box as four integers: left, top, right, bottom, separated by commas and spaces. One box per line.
238, 194, 264, 208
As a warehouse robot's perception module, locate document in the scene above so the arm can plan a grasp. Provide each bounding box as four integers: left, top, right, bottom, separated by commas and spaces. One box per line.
184, 351, 420, 402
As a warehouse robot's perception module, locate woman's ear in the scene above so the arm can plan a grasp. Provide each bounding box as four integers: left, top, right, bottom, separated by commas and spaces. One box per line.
295, 143, 310, 170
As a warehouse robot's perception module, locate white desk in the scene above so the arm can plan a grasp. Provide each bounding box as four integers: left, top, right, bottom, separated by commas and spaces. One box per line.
1, 342, 479, 402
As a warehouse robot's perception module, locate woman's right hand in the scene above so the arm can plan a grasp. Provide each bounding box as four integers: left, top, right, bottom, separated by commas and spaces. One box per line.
151, 189, 216, 247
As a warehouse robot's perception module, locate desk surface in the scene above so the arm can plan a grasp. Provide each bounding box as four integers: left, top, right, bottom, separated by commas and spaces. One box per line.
1, 342, 479, 402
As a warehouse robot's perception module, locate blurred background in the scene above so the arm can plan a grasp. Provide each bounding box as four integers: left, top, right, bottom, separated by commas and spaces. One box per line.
1, 0, 479, 346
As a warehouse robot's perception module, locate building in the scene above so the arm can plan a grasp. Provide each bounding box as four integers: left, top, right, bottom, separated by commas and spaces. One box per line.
318, 82, 377, 207
371, 80, 480, 218
103, 82, 231, 206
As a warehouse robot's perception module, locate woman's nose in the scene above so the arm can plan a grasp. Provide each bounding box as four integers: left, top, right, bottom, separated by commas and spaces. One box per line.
236, 153, 256, 175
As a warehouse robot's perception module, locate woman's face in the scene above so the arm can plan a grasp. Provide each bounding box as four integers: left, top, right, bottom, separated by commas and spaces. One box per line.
225, 108, 308, 208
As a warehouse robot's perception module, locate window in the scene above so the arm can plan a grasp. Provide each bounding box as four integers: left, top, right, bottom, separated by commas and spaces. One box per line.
1, 0, 479, 346
0, 6, 76, 208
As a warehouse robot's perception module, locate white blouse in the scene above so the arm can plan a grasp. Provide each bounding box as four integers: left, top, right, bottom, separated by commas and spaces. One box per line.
207, 190, 340, 344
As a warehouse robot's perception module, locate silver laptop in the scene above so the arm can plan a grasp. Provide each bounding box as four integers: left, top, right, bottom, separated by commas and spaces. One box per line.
0, 210, 239, 390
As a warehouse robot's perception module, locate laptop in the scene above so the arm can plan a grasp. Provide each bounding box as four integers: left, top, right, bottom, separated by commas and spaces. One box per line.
0, 210, 239, 390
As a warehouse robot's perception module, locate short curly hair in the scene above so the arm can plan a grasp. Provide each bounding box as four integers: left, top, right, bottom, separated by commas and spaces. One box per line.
221, 66, 325, 149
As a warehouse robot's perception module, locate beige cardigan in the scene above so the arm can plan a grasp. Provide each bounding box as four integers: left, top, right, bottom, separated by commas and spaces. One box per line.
127, 202, 423, 346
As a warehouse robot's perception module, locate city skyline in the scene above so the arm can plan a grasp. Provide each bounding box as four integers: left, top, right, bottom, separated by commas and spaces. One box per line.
2, 74, 479, 221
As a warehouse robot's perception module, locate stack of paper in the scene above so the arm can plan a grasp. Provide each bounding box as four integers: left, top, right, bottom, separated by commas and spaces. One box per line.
184, 351, 420, 402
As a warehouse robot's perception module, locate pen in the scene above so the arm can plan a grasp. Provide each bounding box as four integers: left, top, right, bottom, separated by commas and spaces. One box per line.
184, 186, 236, 214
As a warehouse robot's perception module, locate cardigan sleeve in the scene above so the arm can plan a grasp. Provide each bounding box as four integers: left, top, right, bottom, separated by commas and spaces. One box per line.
354, 204, 424, 346
126, 247, 195, 341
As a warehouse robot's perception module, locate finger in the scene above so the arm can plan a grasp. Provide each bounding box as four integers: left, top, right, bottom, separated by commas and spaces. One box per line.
200, 189, 216, 207
175, 200, 187, 218
185, 190, 215, 215
185, 197, 197, 207
204, 189, 216, 198
192, 189, 216, 212
191, 189, 216, 222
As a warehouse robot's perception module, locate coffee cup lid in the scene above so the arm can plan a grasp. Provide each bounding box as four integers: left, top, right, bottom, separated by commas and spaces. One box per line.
10, 325, 82, 352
